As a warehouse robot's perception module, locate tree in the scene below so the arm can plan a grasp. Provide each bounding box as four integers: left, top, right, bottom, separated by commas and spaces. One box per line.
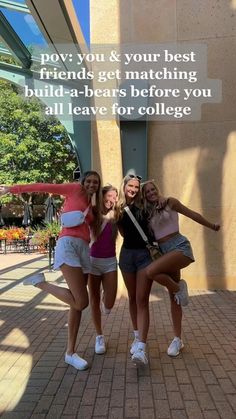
0, 80, 77, 188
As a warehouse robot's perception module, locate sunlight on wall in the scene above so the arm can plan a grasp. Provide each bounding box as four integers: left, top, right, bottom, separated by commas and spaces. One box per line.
162, 147, 208, 285
162, 146, 201, 213
90, 0, 123, 186
222, 131, 236, 287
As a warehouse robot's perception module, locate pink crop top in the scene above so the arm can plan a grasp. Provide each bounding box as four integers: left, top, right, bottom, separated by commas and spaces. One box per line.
9, 183, 93, 243
150, 205, 179, 240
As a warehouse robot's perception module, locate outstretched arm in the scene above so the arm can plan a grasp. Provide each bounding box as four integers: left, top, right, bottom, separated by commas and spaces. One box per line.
0, 185, 10, 196
0, 183, 80, 197
168, 197, 220, 231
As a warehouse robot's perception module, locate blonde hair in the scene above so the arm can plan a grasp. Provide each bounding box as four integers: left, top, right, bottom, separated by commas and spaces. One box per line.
141, 180, 162, 219
115, 175, 142, 221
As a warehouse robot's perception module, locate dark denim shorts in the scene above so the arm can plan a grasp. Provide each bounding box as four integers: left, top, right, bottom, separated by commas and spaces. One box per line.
159, 233, 195, 261
119, 246, 152, 273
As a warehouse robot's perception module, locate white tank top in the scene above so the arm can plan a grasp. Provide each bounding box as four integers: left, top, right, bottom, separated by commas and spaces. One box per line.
150, 205, 179, 240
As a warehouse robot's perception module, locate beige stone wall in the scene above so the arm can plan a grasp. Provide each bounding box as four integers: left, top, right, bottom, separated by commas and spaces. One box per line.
90, 1, 123, 187
90, 0, 236, 290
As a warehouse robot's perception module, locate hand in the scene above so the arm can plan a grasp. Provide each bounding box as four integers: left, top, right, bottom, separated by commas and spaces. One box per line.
213, 223, 220, 231
157, 196, 168, 210
0, 186, 9, 196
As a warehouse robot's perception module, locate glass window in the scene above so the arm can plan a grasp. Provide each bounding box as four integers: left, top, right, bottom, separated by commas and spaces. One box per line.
0, 7, 47, 49
0, 37, 21, 66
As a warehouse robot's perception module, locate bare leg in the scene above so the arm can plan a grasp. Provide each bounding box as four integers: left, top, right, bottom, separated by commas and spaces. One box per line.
146, 251, 192, 293
63, 266, 88, 354
170, 293, 182, 337
38, 264, 88, 355
121, 272, 137, 330
167, 271, 182, 338
37, 267, 88, 310
67, 307, 82, 354
88, 270, 117, 336
102, 270, 117, 310
88, 274, 102, 335
136, 268, 153, 343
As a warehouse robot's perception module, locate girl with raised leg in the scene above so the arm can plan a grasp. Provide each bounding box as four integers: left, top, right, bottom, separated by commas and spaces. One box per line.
142, 180, 220, 357
0, 171, 102, 370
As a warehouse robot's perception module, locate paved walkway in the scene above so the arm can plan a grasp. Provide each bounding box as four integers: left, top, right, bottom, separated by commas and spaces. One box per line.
0, 253, 235, 419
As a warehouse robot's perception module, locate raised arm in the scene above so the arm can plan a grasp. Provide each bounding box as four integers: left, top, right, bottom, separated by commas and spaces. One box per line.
0, 185, 11, 196
0, 183, 80, 197
168, 197, 220, 231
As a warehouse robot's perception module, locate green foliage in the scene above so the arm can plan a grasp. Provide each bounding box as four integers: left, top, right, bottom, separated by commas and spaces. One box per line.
0, 80, 77, 203
0, 54, 18, 66
42, 221, 61, 237
31, 221, 60, 249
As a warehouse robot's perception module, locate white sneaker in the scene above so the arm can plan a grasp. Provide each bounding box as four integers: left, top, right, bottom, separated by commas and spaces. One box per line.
174, 279, 189, 306
65, 353, 88, 370
23, 273, 45, 286
95, 335, 106, 354
130, 337, 139, 355
132, 348, 148, 366
167, 337, 184, 357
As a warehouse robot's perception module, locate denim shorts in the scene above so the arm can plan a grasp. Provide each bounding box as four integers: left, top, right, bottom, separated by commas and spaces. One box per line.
90, 256, 117, 276
119, 246, 153, 273
54, 236, 91, 273
159, 233, 195, 261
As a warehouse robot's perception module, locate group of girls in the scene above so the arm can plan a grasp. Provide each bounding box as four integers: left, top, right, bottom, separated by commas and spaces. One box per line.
0, 172, 220, 369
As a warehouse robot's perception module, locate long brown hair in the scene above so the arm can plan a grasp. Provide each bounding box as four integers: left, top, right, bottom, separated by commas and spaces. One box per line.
101, 184, 118, 240
80, 170, 102, 239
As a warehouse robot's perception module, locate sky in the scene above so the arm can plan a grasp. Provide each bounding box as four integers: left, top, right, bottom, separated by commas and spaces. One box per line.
0, 0, 90, 48
73, 0, 90, 45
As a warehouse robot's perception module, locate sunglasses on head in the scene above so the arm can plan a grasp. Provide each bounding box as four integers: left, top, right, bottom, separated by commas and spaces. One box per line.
141, 179, 155, 186
127, 174, 142, 181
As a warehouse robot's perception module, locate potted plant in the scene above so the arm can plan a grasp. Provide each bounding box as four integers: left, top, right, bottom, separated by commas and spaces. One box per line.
31, 222, 60, 253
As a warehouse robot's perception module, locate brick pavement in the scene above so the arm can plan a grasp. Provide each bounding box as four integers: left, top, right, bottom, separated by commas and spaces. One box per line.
0, 253, 235, 418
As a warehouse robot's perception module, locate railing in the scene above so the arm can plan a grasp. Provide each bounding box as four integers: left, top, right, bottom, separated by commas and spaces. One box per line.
48, 236, 57, 270
0, 238, 38, 254
0, 236, 58, 270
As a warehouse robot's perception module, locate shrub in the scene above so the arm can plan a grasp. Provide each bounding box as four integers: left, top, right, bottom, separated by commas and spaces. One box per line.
0, 227, 27, 241
31, 222, 60, 250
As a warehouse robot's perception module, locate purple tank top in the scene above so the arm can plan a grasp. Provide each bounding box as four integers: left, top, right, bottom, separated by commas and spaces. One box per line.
90, 222, 116, 258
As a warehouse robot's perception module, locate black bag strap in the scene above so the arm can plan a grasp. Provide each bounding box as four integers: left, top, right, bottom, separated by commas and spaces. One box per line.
124, 206, 149, 244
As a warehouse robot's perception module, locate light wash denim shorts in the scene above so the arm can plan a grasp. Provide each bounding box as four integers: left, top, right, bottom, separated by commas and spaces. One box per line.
119, 246, 152, 273
159, 233, 195, 262
54, 236, 91, 273
90, 256, 117, 276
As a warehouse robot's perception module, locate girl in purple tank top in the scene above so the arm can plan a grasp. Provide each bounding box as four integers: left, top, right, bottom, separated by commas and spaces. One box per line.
88, 185, 118, 355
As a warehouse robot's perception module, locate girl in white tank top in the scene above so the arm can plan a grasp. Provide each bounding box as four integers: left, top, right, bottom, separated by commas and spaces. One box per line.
141, 180, 220, 358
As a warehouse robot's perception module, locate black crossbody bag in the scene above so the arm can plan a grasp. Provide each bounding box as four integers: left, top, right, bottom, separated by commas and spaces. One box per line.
124, 206, 162, 260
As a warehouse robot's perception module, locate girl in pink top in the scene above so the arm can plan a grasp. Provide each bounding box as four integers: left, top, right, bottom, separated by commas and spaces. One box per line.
142, 180, 220, 358
0, 171, 101, 371
88, 185, 118, 355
